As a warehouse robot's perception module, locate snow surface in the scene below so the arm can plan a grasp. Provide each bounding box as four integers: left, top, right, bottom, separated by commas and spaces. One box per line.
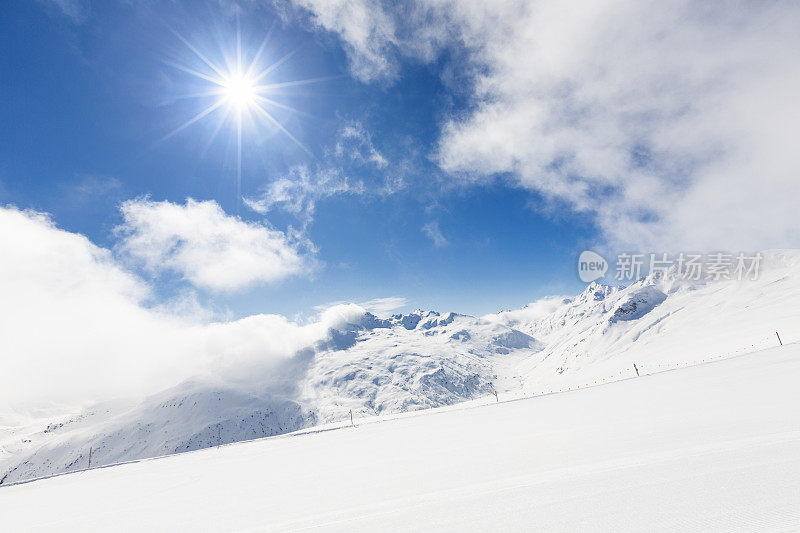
0, 311, 538, 483
1, 346, 798, 531
2, 250, 800, 486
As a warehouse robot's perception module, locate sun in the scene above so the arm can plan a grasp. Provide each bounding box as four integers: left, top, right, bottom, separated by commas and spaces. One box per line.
165, 27, 326, 153
165, 25, 336, 207
221, 71, 257, 110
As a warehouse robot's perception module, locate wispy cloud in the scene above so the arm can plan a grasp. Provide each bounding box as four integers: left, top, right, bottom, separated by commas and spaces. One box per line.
244, 165, 364, 228
334, 122, 388, 168
314, 296, 408, 316
245, 121, 401, 227
61, 175, 123, 206
422, 220, 449, 247
358, 296, 407, 314
36, 0, 90, 24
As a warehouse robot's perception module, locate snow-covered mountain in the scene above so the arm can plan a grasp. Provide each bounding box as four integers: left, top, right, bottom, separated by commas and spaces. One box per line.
488, 250, 800, 394
4, 346, 798, 531
0, 311, 539, 484
3, 249, 799, 484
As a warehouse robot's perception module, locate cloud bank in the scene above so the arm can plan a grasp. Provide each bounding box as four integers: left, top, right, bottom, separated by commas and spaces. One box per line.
291, 0, 800, 252
0, 203, 357, 411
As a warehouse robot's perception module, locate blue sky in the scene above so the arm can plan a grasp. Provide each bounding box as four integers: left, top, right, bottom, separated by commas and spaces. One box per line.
2, 0, 798, 322
2, 0, 798, 408
0, 0, 595, 318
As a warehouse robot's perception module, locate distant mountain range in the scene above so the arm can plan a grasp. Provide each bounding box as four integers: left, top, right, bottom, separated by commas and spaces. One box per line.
3, 250, 799, 484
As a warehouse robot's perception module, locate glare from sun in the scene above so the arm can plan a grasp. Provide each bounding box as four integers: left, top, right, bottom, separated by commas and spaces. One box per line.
166, 27, 319, 152
166, 25, 330, 206
221, 71, 257, 110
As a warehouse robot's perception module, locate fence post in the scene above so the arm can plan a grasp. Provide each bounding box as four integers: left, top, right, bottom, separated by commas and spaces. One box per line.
217, 425, 221, 448
776, 331, 783, 346
87, 447, 92, 469
349, 409, 354, 427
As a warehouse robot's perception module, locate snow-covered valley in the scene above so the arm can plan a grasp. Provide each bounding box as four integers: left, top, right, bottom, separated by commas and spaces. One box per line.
2, 250, 800, 490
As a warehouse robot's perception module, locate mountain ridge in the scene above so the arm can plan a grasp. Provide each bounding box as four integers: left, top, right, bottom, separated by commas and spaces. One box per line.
3, 249, 799, 484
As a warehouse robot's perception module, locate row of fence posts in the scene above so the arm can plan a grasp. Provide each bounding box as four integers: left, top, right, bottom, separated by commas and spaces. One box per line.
491, 329, 789, 404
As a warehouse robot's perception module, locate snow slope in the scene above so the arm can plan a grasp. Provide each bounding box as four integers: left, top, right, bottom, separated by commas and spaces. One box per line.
0, 311, 538, 484
1, 346, 798, 531
486, 250, 800, 394
2, 250, 799, 485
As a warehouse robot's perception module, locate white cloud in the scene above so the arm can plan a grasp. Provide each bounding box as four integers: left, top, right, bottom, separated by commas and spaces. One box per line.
422, 220, 449, 247
291, 0, 399, 82
0, 205, 180, 408
116, 198, 306, 292
313, 297, 407, 316
291, 0, 800, 252
483, 295, 567, 327
0, 204, 361, 410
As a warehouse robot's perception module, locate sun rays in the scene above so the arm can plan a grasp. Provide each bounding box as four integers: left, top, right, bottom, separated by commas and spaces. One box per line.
164, 24, 330, 207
